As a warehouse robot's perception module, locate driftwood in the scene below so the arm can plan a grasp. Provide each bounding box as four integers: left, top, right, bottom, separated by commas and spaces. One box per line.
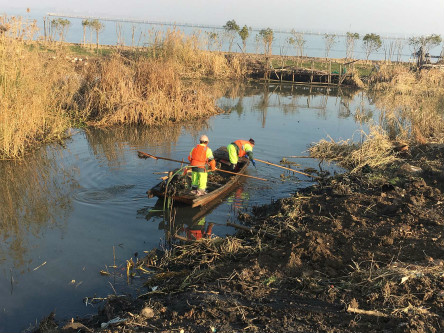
346, 306, 388, 318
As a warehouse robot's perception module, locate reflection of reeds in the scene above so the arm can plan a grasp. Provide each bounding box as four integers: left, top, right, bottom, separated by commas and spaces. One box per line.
83, 121, 210, 163
0, 149, 74, 267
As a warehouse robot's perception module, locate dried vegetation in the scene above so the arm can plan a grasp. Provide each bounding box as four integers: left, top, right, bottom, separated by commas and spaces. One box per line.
0, 17, 244, 159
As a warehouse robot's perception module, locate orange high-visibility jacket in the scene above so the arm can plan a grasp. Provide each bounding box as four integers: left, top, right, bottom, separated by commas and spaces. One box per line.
234, 139, 253, 157
189, 144, 208, 167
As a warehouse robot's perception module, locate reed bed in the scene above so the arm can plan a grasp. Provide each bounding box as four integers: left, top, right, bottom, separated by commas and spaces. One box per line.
1, 16, 246, 159
147, 29, 245, 79
369, 64, 444, 144
309, 126, 398, 172
312, 65, 444, 169
0, 16, 80, 159
79, 55, 222, 126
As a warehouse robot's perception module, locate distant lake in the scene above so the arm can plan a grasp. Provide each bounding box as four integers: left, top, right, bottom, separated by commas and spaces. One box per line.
4, 8, 441, 62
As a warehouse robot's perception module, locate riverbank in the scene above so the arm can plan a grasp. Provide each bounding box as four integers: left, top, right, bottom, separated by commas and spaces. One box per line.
31, 140, 444, 333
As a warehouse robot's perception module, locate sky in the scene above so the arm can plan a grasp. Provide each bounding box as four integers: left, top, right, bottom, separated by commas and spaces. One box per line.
2, 0, 444, 37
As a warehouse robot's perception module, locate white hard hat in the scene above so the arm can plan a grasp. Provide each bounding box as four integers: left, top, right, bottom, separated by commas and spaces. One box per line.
199, 134, 209, 143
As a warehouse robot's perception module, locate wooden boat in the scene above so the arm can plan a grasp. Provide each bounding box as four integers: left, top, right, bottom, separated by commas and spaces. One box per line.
147, 147, 249, 208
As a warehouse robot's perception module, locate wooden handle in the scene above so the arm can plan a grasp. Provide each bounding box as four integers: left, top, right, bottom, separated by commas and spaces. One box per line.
215, 168, 267, 181
254, 158, 319, 179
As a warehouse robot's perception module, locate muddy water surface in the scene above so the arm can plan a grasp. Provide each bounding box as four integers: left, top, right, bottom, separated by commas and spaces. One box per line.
0, 84, 379, 332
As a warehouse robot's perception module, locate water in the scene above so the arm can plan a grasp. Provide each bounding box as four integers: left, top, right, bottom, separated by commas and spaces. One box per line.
0, 83, 380, 332
4, 8, 442, 62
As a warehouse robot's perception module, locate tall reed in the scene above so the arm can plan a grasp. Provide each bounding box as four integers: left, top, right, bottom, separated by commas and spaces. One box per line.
369, 64, 444, 143
146, 28, 245, 79
309, 125, 397, 172
79, 54, 222, 126
0, 16, 79, 159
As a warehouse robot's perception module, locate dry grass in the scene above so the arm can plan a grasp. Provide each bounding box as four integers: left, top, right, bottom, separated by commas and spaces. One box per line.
309, 125, 398, 172
0, 16, 80, 159
147, 28, 245, 79
345, 260, 444, 318
1, 18, 247, 159
79, 55, 222, 126
369, 64, 444, 144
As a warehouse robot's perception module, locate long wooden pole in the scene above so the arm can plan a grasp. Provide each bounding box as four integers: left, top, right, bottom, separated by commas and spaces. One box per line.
213, 168, 267, 181
137, 151, 268, 181
254, 158, 319, 179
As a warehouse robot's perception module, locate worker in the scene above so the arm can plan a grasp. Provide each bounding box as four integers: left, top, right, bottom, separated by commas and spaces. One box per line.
188, 134, 216, 196
227, 138, 256, 171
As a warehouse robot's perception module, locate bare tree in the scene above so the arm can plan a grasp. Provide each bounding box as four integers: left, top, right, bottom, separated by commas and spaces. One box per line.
89, 19, 104, 51
289, 29, 305, 57
382, 40, 396, 62
323, 34, 337, 58
409, 34, 442, 55
395, 39, 404, 62
238, 25, 251, 53
259, 28, 274, 56
345, 32, 359, 59
50, 18, 71, 42
205, 31, 217, 51
116, 22, 125, 46
81, 19, 89, 45
223, 19, 239, 53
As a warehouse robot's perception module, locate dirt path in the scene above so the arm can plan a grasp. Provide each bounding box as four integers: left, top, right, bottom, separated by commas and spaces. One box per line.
34, 144, 444, 333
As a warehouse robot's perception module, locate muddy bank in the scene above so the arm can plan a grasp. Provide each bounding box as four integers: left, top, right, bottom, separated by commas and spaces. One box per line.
34, 144, 444, 333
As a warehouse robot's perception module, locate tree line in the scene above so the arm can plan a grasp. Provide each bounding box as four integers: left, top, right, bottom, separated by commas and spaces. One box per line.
45, 16, 443, 62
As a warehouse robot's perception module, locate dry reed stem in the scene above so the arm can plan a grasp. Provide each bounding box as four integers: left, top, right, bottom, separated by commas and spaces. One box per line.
347, 261, 444, 318
0, 17, 79, 159
1, 19, 245, 159
80, 54, 223, 126
369, 64, 444, 144
309, 125, 397, 172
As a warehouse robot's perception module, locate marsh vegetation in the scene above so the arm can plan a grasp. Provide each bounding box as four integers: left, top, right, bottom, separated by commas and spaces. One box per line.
2, 12, 444, 333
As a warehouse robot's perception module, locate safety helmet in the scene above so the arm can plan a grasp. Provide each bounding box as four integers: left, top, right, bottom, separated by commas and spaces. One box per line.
199, 134, 209, 143
249, 138, 255, 145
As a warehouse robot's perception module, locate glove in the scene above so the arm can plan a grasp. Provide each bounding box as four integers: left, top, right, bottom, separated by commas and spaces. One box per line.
251, 159, 256, 167
209, 159, 216, 171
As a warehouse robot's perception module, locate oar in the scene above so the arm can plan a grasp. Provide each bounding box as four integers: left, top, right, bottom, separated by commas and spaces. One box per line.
254, 158, 320, 179
137, 151, 268, 181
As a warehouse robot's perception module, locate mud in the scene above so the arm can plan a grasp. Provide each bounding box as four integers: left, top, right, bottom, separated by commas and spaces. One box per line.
33, 144, 444, 333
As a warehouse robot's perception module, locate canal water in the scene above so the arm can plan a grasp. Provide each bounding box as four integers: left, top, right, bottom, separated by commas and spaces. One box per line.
0, 83, 379, 332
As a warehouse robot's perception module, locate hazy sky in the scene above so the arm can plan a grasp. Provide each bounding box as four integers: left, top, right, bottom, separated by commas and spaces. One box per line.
2, 0, 444, 36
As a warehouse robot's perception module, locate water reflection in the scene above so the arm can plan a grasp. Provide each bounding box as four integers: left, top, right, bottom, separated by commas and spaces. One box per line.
0, 82, 383, 332
83, 122, 212, 164
217, 83, 374, 129
0, 147, 75, 271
